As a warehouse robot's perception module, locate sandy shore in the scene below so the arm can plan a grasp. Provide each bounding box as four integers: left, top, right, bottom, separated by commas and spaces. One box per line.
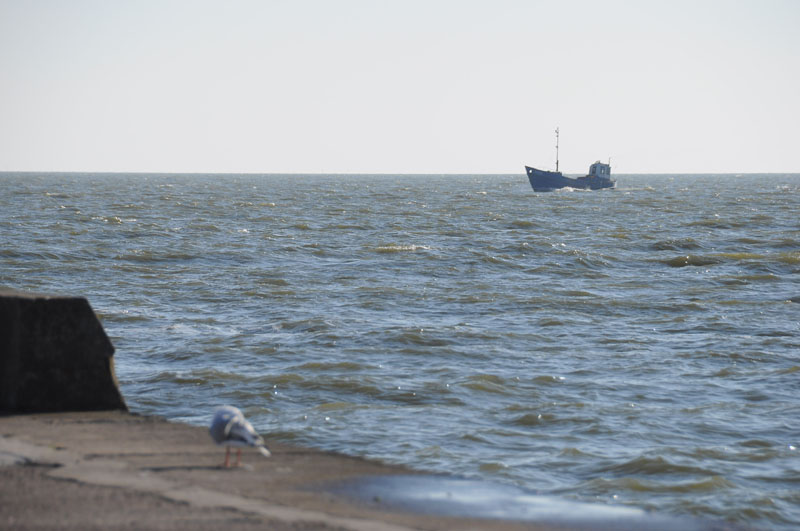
1, 411, 564, 531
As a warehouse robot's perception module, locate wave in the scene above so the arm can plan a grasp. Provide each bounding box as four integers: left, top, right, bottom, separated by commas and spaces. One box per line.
662, 251, 800, 268
388, 327, 453, 347
114, 250, 200, 263
663, 255, 722, 267
462, 373, 512, 395
145, 368, 247, 385
290, 361, 372, 372
583, 475, 736, 494
508, 219, 540, 229
685, 217, 744, 229
373, 244, 433, 253
649, 237, 702, 251
598, 455, 718, 477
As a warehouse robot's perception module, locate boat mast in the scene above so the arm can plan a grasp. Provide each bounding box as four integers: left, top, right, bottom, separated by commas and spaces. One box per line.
555, 127, 560, 173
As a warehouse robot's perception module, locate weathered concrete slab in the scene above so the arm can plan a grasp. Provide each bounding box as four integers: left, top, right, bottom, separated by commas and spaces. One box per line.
0, 289, 126, 412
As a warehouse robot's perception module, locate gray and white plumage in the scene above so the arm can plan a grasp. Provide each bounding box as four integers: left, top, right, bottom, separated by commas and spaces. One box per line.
209, 405, 271, 467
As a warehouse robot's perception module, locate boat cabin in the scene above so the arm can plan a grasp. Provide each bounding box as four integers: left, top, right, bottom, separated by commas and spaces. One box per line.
588, 161, 611, 178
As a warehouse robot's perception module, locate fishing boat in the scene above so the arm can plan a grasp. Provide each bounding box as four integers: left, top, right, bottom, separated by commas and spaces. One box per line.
525, 128, 615, 191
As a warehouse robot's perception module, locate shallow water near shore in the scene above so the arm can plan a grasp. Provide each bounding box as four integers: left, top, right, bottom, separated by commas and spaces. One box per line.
2, 172, 799, 529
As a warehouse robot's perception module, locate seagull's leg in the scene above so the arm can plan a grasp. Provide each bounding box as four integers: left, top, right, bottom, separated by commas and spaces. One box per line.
235, 448, 242, 467
223, 446, 231, 468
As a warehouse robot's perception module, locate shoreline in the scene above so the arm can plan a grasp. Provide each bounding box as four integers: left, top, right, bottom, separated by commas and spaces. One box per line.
0, 410, 558, 531
0, 411, 734, 531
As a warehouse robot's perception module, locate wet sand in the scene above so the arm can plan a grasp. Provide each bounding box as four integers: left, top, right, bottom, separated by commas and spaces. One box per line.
0, 411, 560, 531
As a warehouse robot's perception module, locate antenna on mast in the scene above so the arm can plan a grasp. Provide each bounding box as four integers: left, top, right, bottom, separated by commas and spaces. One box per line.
555, 127, 560, 173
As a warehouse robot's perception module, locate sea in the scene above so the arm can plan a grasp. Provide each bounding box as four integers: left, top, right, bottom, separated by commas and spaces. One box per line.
2, 172, 798, 529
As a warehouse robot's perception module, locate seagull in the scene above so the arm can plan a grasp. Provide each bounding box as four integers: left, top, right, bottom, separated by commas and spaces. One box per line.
209, 405, 271, 468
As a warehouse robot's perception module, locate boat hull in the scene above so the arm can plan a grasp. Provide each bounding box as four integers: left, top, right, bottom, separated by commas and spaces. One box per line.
525, 166, 615, 192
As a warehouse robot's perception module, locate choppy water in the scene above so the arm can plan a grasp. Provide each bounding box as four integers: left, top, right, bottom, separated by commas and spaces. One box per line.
2, 172, 799, 528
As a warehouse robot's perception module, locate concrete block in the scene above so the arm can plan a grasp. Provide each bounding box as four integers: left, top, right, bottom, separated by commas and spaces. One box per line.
0, 289, 127, 412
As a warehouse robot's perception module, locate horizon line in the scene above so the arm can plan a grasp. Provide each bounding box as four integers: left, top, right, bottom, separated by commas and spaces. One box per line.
3, 170, 800, 177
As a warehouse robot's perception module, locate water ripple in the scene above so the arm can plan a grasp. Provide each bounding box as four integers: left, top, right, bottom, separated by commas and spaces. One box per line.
2, 172, 799, 529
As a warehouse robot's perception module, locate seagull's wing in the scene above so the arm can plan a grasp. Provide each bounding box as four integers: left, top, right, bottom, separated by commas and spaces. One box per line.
225, 414, 261, 445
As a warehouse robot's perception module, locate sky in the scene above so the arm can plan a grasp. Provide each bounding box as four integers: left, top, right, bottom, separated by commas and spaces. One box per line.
1, 0, 799, 174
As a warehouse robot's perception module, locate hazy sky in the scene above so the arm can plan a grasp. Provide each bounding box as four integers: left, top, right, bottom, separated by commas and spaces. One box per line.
1, 0, 799, 174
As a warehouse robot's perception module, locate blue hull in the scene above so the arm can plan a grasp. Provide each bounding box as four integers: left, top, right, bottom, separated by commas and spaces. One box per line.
526, 166, 615, 192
